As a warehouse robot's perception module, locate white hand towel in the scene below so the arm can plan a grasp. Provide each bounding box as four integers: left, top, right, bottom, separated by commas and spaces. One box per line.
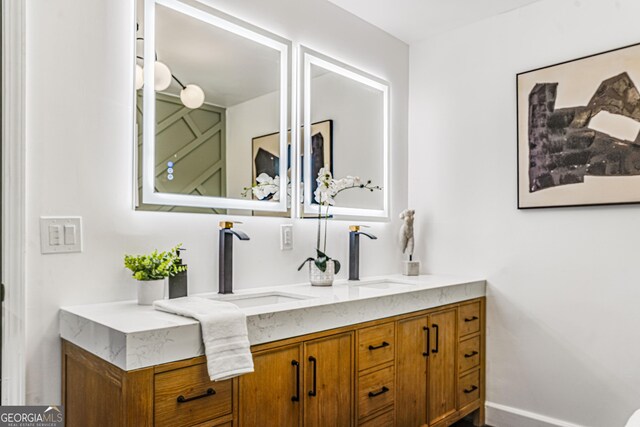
154, 297, 254, 381
626, 409, 640, 427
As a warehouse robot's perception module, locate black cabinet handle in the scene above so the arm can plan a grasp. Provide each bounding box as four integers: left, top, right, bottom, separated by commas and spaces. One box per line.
464, 351, 479, 358
422, 326, 430, 357
464, 316, 479, 322
368, 341, 390, 351
308, 356, 317, 397
464, 385, 478, 394
291, 360, 300, 402
368, 386, 389, 398
177, 388, 215, 403
431, 324, 439, 354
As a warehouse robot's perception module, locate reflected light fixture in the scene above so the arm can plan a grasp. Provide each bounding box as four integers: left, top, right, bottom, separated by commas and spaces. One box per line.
154, 61, 172, 91
136, 34, 205, 109
180, 84, 205, 109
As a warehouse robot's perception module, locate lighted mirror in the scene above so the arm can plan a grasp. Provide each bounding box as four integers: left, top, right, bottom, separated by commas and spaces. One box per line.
136, 0, 291, 214
300, 48, 389, 219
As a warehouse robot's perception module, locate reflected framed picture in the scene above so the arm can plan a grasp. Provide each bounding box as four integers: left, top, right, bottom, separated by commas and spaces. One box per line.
251, 119, 333, 201
517, 43, 640, 209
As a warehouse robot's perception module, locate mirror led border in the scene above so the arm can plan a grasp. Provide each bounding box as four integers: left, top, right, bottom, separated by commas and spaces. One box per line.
301, 49, 390, 219
142, 0, 290, 211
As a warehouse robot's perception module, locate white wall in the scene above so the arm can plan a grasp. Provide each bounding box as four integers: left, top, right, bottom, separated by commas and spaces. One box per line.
408, 0, 640, 426
310, 72, 385, 210
226, 89, 280, 204
25, 0, 408, 404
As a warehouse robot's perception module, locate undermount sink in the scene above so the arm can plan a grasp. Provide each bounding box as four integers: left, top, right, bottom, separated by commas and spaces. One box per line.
350, 280, 415, 290
210, 292, 313, 308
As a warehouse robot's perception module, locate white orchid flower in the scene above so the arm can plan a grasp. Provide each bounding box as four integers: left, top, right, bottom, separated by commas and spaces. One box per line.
251, 173, 280, 200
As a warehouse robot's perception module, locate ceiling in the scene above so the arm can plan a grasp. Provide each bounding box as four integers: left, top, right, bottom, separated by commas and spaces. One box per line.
139, 1, 282, 108
326, 0, 544, 44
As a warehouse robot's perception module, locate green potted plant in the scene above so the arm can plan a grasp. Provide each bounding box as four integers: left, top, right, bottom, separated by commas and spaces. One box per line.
298, 168, 381, 286
124, 244, 187, 305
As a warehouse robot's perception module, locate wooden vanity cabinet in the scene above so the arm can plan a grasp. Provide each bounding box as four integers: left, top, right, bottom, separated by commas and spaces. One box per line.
62, 297, 484, 427
237, 333, 354, 427
396, 308, 457, 427
238, 344, 302, 426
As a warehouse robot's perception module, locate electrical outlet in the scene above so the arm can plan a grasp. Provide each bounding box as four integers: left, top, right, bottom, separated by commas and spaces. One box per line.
40, 217, 82, 254
281, 224, 293, 251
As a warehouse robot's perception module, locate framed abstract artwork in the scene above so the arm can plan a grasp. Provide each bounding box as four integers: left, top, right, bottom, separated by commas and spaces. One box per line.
517, 43, 640, 208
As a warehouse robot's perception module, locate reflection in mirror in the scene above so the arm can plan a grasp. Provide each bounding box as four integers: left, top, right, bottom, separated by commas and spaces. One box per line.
135, 0, 290, 215
301, 49, 389, 219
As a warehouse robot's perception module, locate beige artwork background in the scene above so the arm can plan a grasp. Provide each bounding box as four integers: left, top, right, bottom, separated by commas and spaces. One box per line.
517, 43, 640, 208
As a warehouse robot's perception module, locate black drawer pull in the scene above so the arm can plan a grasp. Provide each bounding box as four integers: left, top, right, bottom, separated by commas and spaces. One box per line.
431, 324, 439, 354
291, 360, 300, 402
368, 341, 390, 351
422, 326, 430, 357
368, 386, 389, 397
177, 388, 215, 403
463, 385, 478, 394
464, 316, 479, 322
308, 356, 317, 397
464, 351, 479, 358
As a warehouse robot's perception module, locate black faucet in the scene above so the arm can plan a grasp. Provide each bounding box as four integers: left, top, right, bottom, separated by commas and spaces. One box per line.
219, 221, 250, 294
348, 225, 377, 281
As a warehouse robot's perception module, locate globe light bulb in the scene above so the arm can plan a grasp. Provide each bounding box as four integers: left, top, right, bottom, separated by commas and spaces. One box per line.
180, 84, 205, 109
154, 61, 172, 91
135, 64, 144, 90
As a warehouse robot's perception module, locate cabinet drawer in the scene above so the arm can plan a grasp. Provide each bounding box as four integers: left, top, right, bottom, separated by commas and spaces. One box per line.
359, 408, 394, 426
154, 363, 233, 427
458, 370, 480, 409
458, 336, 481, 373
358, 365, 395, 419
459, 301, 481, 337
358, 322, 395, 371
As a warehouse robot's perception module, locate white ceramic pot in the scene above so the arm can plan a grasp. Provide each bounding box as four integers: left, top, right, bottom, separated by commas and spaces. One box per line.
137, 279, 166, 305
309, 261, 335, 286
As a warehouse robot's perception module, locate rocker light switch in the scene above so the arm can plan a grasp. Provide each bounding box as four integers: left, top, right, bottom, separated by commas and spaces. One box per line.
40, 217, 82, 254
64, 224, 76, 245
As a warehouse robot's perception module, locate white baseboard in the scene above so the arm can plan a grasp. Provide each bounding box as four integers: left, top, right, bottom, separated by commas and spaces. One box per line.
486, 401, 586, 427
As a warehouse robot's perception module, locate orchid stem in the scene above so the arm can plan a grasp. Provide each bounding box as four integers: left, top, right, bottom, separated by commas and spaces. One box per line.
316, 210, 321, 250
323, 203, 330, 253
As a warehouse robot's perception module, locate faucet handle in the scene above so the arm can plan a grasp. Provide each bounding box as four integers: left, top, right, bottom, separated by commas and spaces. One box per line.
219, 221, 243, 229
349, 225, 370, 232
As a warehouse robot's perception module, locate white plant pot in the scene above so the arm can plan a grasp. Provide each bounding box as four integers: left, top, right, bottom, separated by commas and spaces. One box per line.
309, 261, 335, 286
137, 279, 166, 305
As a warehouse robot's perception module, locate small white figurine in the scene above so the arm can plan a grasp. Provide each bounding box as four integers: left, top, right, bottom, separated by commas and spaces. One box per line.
399, 209, 420, 276
399, 209, 415, 260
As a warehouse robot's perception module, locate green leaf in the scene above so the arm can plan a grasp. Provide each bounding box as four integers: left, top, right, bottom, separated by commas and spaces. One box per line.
314, 258, 327, 272
333, 259, 341, 274
316, 248, 328, 259
297, 257, 315, 271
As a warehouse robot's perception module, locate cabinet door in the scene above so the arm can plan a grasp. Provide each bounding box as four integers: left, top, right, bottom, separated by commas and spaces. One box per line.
304, 332, 354, 427
238, 344, 302, 427
396, 315, 429, 427
427, 309, 457, 425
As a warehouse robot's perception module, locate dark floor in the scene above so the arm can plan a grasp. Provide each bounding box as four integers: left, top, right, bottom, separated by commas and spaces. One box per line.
451, 419, 492, 427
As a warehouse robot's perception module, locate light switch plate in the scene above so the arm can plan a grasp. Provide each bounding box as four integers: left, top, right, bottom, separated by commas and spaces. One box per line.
40, 217, 82, 254
280, 224, 293, 251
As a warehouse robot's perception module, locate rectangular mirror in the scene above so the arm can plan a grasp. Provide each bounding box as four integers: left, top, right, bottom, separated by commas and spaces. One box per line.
300, 48, 390, 219
136, 0, 291, 214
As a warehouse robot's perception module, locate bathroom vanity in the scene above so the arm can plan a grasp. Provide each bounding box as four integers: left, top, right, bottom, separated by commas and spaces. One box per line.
60, 275, 485, 426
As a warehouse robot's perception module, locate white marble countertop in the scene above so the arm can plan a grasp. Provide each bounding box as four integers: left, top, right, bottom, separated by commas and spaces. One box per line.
60, 274, 485, 371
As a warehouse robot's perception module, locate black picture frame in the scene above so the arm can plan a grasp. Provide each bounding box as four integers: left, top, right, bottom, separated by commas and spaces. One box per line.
517, 42, 640, 209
